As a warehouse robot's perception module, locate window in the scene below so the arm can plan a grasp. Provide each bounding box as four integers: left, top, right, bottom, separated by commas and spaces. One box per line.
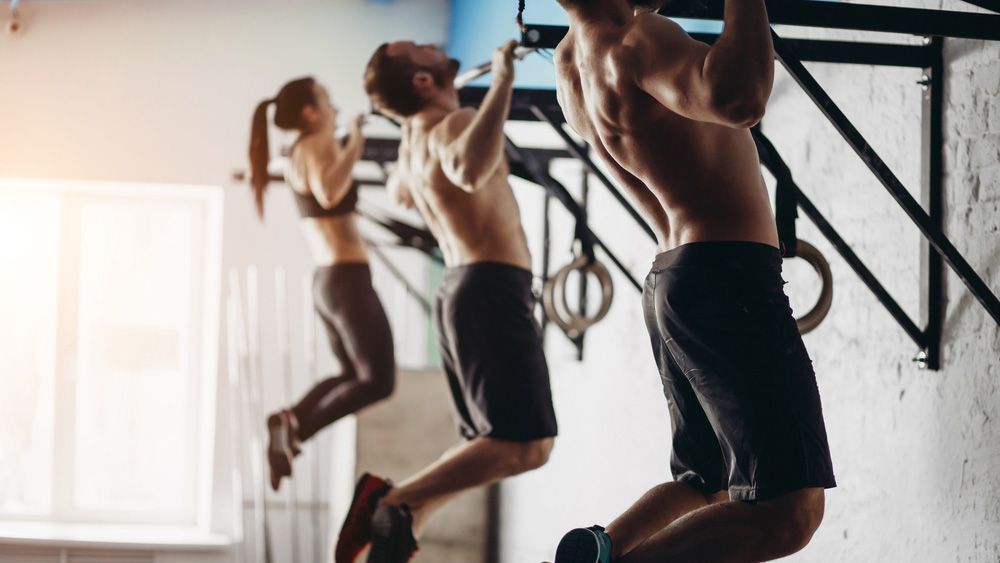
0, 179, 223, 530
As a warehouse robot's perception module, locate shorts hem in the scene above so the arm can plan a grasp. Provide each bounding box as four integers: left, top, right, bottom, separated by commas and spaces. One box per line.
728, 480, 837, 503
478, 429, 558, 442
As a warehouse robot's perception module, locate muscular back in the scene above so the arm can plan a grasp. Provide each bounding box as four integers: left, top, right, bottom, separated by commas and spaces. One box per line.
555, 14, 778, 251
400, 108, 532, 269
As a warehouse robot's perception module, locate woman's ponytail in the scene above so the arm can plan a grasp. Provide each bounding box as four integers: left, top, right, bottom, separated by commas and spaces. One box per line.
248, 98, 274, 219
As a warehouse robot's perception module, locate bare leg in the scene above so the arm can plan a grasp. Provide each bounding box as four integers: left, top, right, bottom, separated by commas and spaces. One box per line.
619, 488, 826, 563
605, 483, 728, 559
381, 437, 553, 529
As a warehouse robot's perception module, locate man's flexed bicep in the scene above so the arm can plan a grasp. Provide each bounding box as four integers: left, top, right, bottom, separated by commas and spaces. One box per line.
632, 8, 774, 129
435, 40, 518, 192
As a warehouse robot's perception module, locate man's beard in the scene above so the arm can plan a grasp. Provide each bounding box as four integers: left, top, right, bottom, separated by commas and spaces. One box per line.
432, 58, 462, 88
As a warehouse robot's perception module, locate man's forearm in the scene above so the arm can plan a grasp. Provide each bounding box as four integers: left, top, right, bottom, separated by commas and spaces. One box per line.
450, 78, 513, 187
702, 0, 774, 111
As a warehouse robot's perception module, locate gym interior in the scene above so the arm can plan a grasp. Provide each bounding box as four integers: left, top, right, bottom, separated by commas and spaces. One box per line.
1, 0, 998, 562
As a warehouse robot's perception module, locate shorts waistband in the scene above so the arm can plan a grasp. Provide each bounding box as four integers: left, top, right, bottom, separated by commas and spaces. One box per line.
314, 262, 371, 274
651, 241, 782, 273
444, 261, 533, 279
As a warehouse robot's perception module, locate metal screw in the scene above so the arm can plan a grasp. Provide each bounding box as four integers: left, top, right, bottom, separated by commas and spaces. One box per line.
912, 350, 929, 369
917, 75, 931, 91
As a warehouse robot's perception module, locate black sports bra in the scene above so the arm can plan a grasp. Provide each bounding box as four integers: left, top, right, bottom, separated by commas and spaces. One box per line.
288, 136, 359, 218
292, 182, 358, 218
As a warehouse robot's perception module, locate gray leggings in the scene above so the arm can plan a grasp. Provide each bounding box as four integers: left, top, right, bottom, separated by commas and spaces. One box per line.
292, 264, 395, 441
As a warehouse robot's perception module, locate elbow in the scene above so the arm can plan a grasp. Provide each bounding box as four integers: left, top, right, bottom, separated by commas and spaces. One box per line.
321, 177, 353, 209
448, 163, 482, 193
710, 90, 769, 128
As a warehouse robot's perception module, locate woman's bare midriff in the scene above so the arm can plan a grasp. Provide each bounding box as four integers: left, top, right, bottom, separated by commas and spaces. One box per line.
300, 214, 369, 266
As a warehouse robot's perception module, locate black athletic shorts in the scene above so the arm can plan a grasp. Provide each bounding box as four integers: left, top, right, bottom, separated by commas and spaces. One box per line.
643, 241, 836, 502
434, 262, 558, 442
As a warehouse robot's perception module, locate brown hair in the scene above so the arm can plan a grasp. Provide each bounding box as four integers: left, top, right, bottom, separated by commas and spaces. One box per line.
248, 77, 317, 218
364, 43, 426, 118
552, 0, 667, 12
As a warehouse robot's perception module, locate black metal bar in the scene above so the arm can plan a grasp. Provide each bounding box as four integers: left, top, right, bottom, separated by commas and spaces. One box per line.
752, 130, 926, 347
523, 25, 934, 68
797, 187, 927, 348
506, 137, 643, 292
773, 31, 1000, 327
576, 156, 590, 361
361, 137, 401, 164
367, 244, 433, 317
530, 105, 659, 242
920, 37, 944, 370
660, 0, 1000, 41
960, 0, 1000, 14
459, 87, 566, 122
539, 190, 552, 344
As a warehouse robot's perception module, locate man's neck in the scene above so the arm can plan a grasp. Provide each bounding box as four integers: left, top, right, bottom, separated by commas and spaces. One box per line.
567, 0, 635, 28
411, 89, 460, 129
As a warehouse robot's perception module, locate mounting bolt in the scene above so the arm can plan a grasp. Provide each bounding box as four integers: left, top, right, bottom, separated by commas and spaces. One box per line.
7, 11, 21, 34
922, 36, 932, 45
912, 350, 929, 370
917, 75, 931, 91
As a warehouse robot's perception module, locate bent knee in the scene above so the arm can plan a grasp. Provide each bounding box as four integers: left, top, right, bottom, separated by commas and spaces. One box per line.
763, 488, 825, 556
508, 437, 554, 473
359, 371, 395, 402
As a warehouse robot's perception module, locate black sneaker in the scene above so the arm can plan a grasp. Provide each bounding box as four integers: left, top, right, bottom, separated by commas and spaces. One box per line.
367, 503, 418, 563
554, 526, 613, 563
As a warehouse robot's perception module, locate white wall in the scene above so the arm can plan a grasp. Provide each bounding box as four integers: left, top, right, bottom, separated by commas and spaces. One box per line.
499, 4, 1000, 563
0, 1, 448, 560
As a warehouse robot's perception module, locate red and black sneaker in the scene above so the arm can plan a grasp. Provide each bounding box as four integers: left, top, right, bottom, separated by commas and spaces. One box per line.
266, 409, 301, 492
335, 473, 393, 563
367, 503, 418, 563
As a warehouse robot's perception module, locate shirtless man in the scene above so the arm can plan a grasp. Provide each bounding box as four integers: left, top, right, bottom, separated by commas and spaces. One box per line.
542, 1, 837, 561
331, 40, 558, 563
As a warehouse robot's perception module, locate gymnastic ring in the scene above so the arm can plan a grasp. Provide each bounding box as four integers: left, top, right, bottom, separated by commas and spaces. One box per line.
790, 239, 834, 335
542, 255, 615, 339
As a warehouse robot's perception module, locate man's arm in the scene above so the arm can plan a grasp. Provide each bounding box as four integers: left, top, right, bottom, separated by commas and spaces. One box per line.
632, 4, 774, 128
308, 115, 366, 208
435, 40, 518, 192
387, 123, 416, 209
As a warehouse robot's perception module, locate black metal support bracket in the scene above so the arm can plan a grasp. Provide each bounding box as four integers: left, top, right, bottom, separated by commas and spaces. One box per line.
771, 31, 1000, 332
752, 129, 927, 348
920, 37, 945, 370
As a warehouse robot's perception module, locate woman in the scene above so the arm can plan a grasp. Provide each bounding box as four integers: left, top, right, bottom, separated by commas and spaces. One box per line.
249, 77, 395, 491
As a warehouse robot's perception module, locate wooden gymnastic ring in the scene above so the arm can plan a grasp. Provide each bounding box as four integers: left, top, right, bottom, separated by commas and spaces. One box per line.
791, 239, 834, 335
542, 255, 615, 339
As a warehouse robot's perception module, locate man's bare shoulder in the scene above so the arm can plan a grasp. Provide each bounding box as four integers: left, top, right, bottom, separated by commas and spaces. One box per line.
621, 13, 699, 64
553, 28, 576, 71
628, 12, 693, 45
429, 107, 476, 146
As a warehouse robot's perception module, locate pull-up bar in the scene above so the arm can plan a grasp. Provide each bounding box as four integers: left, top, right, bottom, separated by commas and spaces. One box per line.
659, 0, 1000, 41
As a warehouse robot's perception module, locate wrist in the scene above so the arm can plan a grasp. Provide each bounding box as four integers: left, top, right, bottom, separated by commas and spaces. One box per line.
492, 76, 515, 94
